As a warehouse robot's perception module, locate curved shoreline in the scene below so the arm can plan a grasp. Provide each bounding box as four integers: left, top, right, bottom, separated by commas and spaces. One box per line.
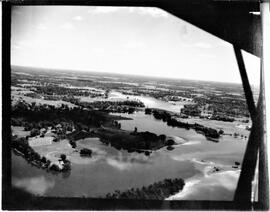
166, 158, 241, 201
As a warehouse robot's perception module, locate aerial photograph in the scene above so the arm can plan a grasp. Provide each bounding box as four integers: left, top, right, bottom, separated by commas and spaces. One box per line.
10, 5, 260, 202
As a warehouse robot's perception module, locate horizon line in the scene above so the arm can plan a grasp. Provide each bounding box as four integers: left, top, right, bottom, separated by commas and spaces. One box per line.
11, 64, 256, 87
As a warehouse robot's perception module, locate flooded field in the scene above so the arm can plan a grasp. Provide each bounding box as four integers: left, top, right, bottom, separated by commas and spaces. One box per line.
11, 68, 250, 200
79, 90, 186, 113
12, 108, 247, 199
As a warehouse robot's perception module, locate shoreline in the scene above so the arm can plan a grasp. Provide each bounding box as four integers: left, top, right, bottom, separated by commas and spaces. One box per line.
166, 158, 241, 201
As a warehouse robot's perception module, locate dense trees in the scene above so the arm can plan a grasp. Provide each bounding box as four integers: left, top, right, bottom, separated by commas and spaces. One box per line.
30, 128, 40, 137
193, 123, 220, 138
80, 148, 92, 157
145, 108, 152, 114
69, 140, 77, 148
60, 154, 67, 161
210, 115, 235, 122
32, 84, 103, 98
105, 178, 185, 199
75, 100, 144, 113
12, 102, 116, 132
96, 129, 172, 152
181, 105, 201, 116
193, 94, 249, 117
11, 102, 173, 156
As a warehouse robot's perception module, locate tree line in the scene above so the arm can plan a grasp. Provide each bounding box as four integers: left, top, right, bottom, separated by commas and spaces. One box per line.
104, 178, 185, 200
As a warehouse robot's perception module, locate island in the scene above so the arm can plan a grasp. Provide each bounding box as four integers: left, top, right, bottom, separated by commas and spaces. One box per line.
145, 108, 221, 140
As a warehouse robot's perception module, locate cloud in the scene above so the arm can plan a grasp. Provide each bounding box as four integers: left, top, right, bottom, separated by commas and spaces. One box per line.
14, 39, 55, 50
73, 16, 83, 21
14, 41, 32, 48
11, 44, 21, 50
194, 42, 212, 49
89, 6, 119, 14
12, 176, 55, 196
61, 22, 75, 30
123, 41, 146, 49
87, 6, 169, 18
107, 158, 132, 170
91, 47, 105, 54
106, 152, 152, 170
218, 40, 231, 48
36, 24, 47, 31
199, 54, 216, 59
179, 42, 212, 49
137, 7, 169, 18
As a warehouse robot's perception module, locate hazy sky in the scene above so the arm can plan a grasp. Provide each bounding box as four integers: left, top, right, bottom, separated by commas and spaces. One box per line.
11, 6, 260, 85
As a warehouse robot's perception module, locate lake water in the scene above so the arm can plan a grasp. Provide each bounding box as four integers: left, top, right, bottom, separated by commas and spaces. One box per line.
12, 140, 199, 197
12, 96, 248, 200
79, 91, 185, 113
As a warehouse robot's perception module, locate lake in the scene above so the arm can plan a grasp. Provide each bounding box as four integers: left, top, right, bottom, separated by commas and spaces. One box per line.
12, 96, 248, 200
79, 90, 185, 113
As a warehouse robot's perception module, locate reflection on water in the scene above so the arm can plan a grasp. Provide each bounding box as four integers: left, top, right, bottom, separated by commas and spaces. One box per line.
167, 170, 240, 200
12, 176, 55, 196
12, 143, 199, 197
12, 105, 247, 199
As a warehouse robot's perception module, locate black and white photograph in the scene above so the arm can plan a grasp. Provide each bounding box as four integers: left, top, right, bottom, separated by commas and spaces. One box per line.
2, 0, 269, 210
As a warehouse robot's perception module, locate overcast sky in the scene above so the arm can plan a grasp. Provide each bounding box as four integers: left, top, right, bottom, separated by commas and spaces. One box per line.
11, 6, 260, 85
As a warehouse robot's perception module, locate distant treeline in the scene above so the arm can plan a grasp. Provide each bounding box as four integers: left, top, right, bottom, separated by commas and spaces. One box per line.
193, 95, 249, 117
104, 178, 185, 200
12, 101, 118, 129
76, 100, 145, 113
62, 95, 145, 114
33, 85, 102, 97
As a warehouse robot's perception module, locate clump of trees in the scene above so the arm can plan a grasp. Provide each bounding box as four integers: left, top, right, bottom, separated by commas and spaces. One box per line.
69, 140, 77, 148
145, 108, 152, 115
167, 146, 174, 151
12, 135, 71, 172
98, 129, 170, 152
193, 123, 220, 139
30, 128, 40, 137
105, 178, 185, 199
181, 105, 201, 116
80, 148, 92, 157
99, 131, 170, 153
60, 154, 71, 171
210, 115, 234, 122
12, 136, 63, 171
